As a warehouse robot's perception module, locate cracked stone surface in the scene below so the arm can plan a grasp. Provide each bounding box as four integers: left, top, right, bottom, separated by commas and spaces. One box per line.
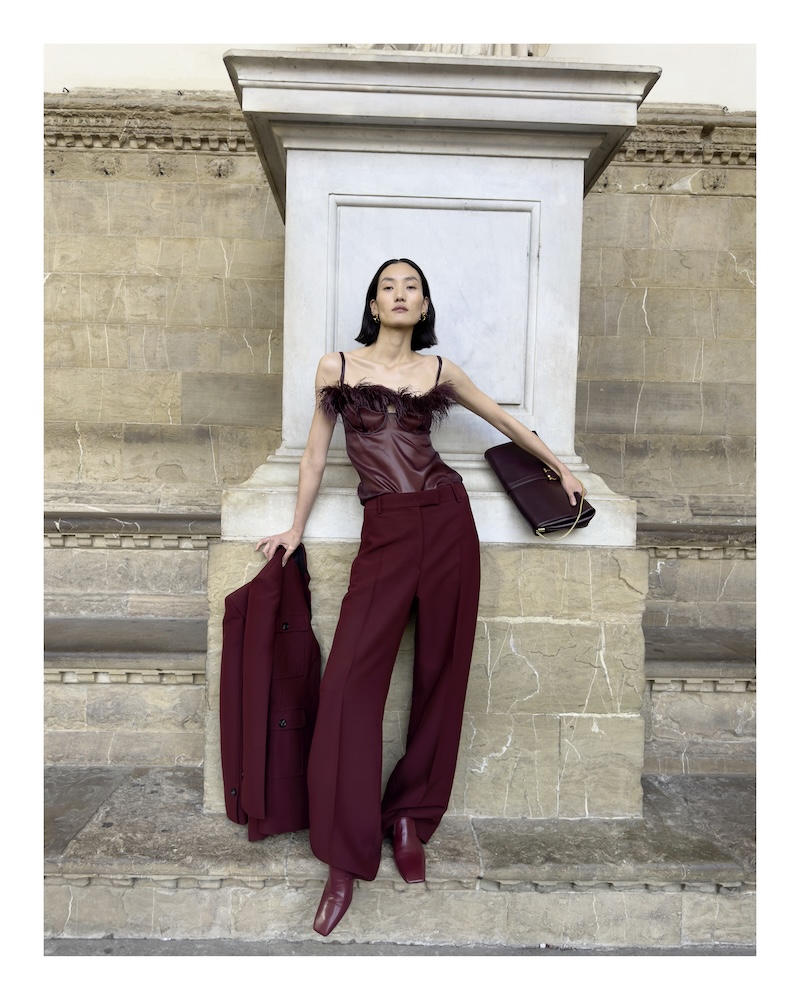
44, 766, 754, 888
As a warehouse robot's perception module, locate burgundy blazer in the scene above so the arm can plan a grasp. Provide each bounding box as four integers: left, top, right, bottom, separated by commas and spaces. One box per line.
219, 546, 321, 840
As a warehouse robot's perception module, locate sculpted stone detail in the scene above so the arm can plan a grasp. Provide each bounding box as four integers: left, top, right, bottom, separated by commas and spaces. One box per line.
90, 153, 121, 176
621, 118, 755, 166
330, 43, 548, 57
702, 169, 729, 190
147, 154, 178, 177
207, 156, 234, 179
44, 94, 754, 166
44, 93, 255, 153
45, 151, 64, 175
594, 168, 622, 192
646, 168, 674, 190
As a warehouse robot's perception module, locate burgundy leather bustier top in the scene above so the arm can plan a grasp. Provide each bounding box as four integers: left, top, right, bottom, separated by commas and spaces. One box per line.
318, 352, 463, 504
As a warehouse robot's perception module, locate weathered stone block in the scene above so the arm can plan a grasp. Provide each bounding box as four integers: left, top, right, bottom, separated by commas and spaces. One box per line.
681, 889, 756, 945
579, 330, 755, 384
648, 691, 755, 744
129, 325, 274, 374
450, 713, 560, 819
45, 179, 111, 234
558, 715, 644, 817
581, 193, 652, 248
45, 421, 123, 483
44, 731, 204, 766
643, 600, 755, 630
648, 556, 755, 607
44, 369, 181, 423
45, 684, 205, 733
574, 433, 756, 502
45, 685, 88, 730
476, 547, 648, 620
47, 235, 145, 274
716, 288, 756, 338
44, 547, 208, 597
729, 197, 755, 250
469, 620, 644, 715
649, 195, 733, 251
160, 276, 282, 330
505, 889, 683, 948
85, 686, 205, 732
181, 373, 281, 427
120, 424, 222, 484
44, 323, 130, 369
151, 237, 284, 280
43, 272, 82, 322
216, 426, 282, 486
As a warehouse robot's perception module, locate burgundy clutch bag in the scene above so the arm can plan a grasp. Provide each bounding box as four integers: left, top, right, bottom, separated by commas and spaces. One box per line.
484, 435, 596, 537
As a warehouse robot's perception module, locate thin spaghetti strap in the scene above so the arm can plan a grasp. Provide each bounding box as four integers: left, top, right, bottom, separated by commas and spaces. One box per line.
435, 355, 443, 385
339, 351, 346, 384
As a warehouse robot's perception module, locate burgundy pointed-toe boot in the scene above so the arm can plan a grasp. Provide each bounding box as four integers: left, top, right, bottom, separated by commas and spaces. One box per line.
392, 817, 426, 884
313, 866, 355, 936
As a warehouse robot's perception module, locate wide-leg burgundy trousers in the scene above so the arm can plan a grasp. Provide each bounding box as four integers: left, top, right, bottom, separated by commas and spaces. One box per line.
307, 482, 481, 881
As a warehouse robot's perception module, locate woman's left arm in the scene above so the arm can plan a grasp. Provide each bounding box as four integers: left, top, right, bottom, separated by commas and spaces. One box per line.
442, 358, 586, 506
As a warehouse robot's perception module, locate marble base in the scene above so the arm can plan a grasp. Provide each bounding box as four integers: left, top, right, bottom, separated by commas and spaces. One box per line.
222, 456, 637, 546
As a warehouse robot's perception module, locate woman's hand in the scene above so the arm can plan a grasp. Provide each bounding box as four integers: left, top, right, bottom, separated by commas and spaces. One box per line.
559, 470, 586, 506
255, 527, 303, 566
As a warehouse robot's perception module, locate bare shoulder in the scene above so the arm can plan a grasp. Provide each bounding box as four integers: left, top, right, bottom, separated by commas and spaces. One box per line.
438, 356, 472, 386
316, 352, 343, 386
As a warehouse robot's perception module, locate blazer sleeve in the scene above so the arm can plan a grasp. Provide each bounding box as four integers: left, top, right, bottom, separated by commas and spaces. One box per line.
239, 558, 283, 820
219, 586, 249, 824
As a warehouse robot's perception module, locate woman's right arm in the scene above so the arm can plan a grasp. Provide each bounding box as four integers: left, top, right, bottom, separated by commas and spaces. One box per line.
255, 354, 339, 566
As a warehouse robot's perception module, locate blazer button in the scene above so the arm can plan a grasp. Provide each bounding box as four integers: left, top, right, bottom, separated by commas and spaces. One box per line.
279, 719, 287, 727
229, 788, 237, 796
281, 622, 289, 631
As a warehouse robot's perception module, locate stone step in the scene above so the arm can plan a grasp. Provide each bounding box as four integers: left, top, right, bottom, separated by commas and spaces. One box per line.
44, 766, 755, 950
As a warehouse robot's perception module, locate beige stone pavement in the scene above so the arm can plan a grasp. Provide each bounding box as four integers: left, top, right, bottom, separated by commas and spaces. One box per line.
44, 767, 754, 952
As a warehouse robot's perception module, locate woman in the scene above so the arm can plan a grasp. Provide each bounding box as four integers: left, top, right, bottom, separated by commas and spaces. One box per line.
256, 258, 584, 936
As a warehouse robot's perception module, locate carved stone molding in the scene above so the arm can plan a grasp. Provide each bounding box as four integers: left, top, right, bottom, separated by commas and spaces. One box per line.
44, 666, 205, 685
618, 105, 755, 167
44, 511, 221, 549
44, 91, 254, 153
43, 871, 751, 893
44, 92, 754, 166
649, 678, 755, 693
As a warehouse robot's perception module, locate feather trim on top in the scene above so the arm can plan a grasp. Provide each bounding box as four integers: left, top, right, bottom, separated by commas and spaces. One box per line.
318, 380, 459, 426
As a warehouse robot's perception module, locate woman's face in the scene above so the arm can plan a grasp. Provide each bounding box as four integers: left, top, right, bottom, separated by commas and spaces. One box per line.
370, 263, 429, 329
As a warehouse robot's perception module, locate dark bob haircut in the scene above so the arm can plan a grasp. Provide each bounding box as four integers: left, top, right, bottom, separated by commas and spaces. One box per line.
356, 258, 437, 351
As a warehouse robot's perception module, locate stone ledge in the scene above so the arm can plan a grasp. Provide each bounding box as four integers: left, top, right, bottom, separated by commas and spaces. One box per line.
44, 767, 754, 890
44, 511, 221, 548
644, 626, 755, 667
44, 618, 208, 654
43, 766, 755, 947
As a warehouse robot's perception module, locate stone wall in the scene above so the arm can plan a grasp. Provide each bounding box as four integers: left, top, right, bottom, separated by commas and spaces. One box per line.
576, 115, 756, 523
44, 92, 285, 514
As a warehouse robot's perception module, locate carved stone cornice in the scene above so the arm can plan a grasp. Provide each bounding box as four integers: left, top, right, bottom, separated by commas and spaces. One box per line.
44, 90, 254, 152
44, 511, 221, 549
619, 103, 755, 166
44, 91, 754, 166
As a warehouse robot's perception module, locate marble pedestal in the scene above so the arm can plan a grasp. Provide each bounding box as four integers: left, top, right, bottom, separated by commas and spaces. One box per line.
204, 49, 660, 816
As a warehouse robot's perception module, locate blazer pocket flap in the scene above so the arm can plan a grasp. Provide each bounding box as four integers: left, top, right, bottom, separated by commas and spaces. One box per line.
275, 614, 309, 634
269, 708, 306, 730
